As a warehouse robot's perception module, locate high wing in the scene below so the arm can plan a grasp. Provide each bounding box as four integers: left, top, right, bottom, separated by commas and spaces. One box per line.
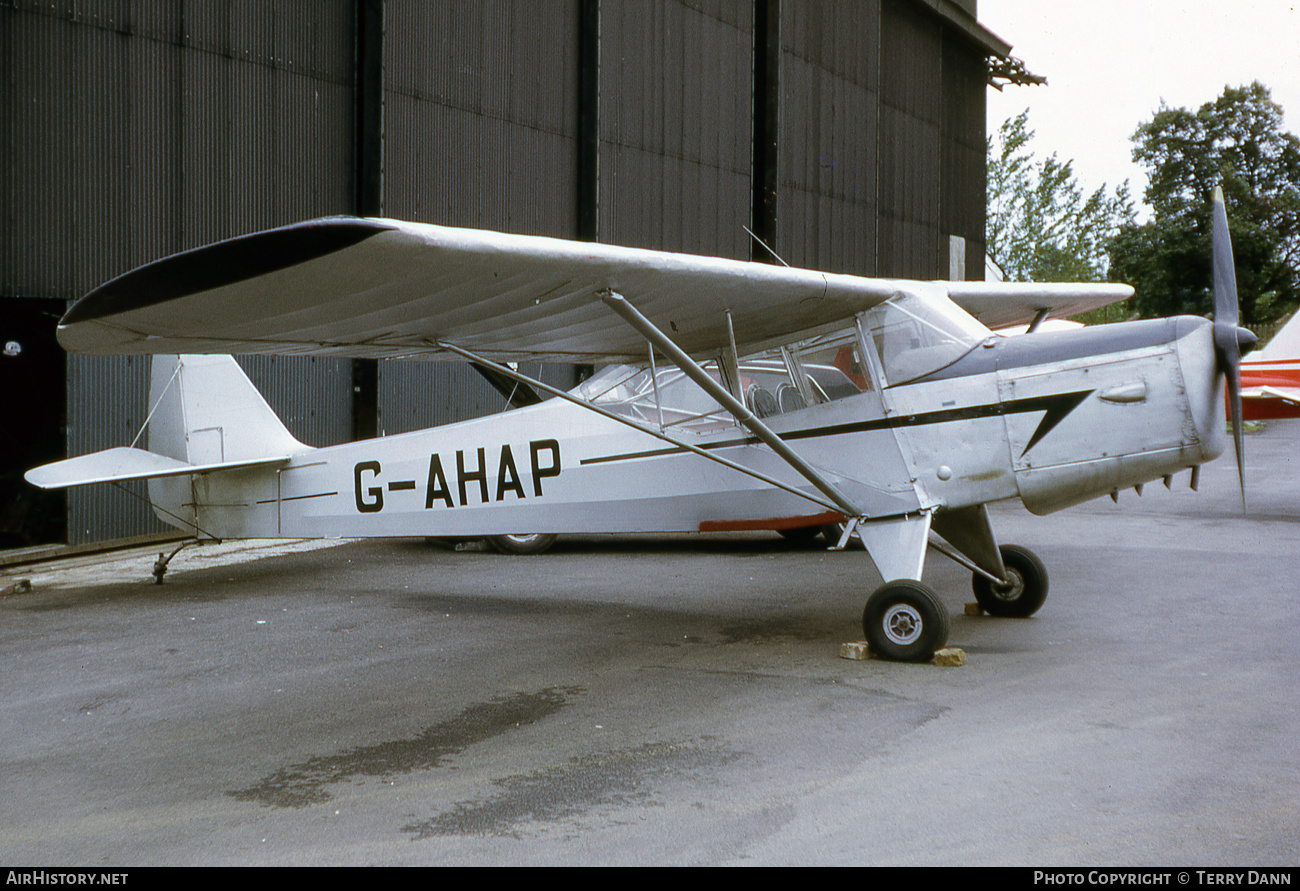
947, 282, 1131, 331
57, 217, 1132, 361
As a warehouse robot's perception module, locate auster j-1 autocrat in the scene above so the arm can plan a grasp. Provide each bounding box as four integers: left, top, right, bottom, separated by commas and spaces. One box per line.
27, 189, 1255, 661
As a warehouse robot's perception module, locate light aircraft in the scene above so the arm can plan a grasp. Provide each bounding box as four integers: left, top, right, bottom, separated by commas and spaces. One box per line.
26, 189, 1254, 661
1240, 309, 1300, 420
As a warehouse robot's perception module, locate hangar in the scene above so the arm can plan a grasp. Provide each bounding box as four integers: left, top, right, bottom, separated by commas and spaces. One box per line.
1, 0, 1011, 545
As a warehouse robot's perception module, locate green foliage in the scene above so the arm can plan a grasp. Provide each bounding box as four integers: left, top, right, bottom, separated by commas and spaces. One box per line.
1070, 300, 1135, 327
1111, 82, 1300, 327
987, 111, 1136, 284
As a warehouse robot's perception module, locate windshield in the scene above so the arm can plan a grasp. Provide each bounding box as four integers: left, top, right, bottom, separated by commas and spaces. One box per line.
862, 292, 989, 385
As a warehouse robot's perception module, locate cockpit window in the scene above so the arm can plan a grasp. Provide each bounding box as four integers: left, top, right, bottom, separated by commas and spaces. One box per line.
572, 355, 863, 433
573, 362, 733, 433
794, 334, 873, 395
862, 292, 989, 385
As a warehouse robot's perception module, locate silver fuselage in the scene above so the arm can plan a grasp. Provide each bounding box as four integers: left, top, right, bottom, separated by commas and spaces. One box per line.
159, 316, 1225, 540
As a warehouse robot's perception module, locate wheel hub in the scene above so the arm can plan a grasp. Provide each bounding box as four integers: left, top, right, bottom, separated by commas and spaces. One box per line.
991, 567, 1025, 603
882, 604, 923, 645
503, 534, 545, 545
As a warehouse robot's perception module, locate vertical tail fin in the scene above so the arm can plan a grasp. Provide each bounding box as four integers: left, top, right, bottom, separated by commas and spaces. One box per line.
146, 355, 307, 533
146, 355, 306, 464
26, 355, 304, 536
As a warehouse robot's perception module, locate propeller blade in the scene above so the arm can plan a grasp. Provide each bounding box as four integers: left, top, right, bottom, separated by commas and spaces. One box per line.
1211, 186, 1249, 508
1225, 347, 1246, 505
1212, 187, 1239, 331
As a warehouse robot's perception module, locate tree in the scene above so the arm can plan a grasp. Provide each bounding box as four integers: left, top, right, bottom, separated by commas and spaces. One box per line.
987, 111, 1135, 284
1111, 82, 1300, 327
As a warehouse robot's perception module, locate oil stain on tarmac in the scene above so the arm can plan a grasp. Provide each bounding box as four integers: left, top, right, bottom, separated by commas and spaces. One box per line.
228, 686, 583, 808
403, 739, 740, 840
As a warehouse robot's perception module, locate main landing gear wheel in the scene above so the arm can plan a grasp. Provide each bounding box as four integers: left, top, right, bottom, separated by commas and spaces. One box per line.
777, 525, 825, 546
971, 544, 1049, 617
486, 533, 557, 555
862, 580, 950, 662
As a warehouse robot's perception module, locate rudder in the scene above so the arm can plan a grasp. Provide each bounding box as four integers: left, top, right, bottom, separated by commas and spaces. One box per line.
146, 355, 307, 533
147, 355, 306, 464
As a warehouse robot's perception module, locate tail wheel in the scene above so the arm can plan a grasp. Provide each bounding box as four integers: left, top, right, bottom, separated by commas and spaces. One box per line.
971, 544, 1048, 617
862, 580, 950, 662
486, 533, 557, 555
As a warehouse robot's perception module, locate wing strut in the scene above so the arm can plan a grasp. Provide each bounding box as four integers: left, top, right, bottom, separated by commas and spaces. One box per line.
599, 291, 866, 518
431, 339, 844, 515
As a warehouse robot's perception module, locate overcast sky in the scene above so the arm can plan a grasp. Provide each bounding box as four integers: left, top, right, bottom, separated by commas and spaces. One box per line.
981, 0, 1300, 208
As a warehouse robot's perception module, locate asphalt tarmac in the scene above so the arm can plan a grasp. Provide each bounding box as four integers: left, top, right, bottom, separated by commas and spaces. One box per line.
2, 421, 1298, 866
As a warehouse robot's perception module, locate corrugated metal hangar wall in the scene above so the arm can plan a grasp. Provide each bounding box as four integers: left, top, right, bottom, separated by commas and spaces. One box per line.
0, 0, 1007, 545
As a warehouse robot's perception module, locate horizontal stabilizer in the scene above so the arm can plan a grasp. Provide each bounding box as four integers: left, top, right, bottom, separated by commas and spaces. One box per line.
25, 446, 289, 490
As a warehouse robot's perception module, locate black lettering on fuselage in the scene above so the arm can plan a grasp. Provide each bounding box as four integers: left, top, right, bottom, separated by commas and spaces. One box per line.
496, 444, 525, 501
426, 454, 454, 508
457, 448, 489, 506
530, 439, 561, 496
354, 440, 562, 513
354, 461, 383, 513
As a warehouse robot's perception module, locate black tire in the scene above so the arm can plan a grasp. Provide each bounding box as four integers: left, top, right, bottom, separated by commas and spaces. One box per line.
486, 533, 557, 555
862, 580, 950, 662
971, 544, 1049, 617
777, 525, 825, 546
423, 536, 471, 548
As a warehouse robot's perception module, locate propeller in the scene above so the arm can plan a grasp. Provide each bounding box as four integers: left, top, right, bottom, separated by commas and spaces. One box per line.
1211, 185, 1257, 508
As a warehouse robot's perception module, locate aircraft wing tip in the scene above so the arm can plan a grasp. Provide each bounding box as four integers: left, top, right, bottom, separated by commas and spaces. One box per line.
62, 217, 396, 327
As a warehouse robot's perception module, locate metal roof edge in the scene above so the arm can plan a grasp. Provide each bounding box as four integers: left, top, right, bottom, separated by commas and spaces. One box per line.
910, 0, 1013, 57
